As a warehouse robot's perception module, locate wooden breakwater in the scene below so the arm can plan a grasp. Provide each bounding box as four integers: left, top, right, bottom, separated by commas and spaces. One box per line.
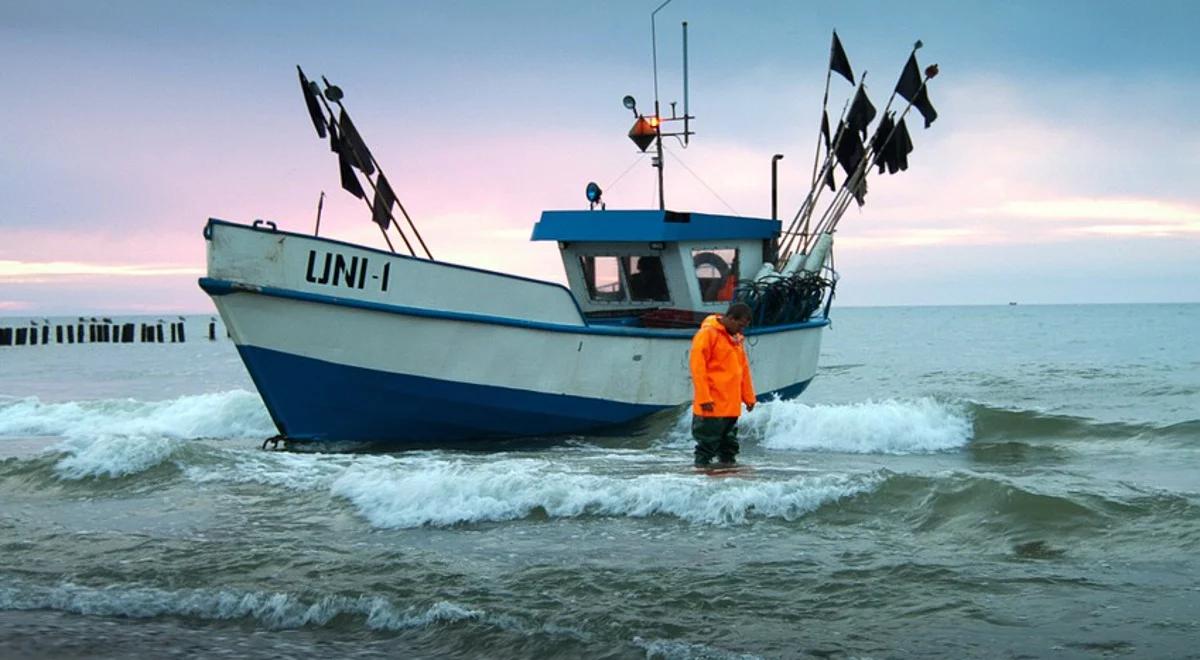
0, 316, 225, 348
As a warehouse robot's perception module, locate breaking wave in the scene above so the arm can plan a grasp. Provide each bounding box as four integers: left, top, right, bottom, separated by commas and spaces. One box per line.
662, 397, 974, 454
0, 391, 273, 479
0, 581, 479, 631
332, 459, 878, 527
184, 454, 883, 527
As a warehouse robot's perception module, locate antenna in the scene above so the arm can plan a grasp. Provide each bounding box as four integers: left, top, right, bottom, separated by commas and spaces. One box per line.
623, 1, 695, 210
651, 0, 671, 107
682, 21, 689, 145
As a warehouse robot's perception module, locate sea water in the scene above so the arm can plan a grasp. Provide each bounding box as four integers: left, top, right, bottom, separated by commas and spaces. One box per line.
0, 305, 1197, 658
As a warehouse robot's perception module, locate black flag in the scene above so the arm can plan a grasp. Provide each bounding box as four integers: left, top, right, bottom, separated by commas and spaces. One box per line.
833, 121, 863, 178
849, 174, 867, 206
824, 165, 836, 192
834, 121, 867, 205
338, 152, 365, 199
890, 118, 913, 173
330, 129, 365, 199
871, 113, 895, 174
821, 110, 831, 150
870, 113, 914, 175
338, 109, 376, 175
830, 31, 854, 84
846, 86, 876, 141
372, 174, 397, 229
895, 53, 938, 128
297, 67, 327, 139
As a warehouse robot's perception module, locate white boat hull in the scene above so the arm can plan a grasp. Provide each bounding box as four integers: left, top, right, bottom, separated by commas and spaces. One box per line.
201, 220, 826, 444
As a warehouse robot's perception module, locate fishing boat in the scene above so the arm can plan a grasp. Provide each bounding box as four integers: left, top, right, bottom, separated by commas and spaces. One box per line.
199, 13, 940, 447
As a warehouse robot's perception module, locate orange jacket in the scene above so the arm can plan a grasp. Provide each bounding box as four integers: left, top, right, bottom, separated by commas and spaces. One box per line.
690, 315, 756, 417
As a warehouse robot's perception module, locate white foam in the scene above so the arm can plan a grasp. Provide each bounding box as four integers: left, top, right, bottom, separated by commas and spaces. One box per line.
633, 635, 762, 660
0, 390, 274, 479
697, 398, 973, 454
329, 457, 879, 527
183, 449, 352, 491
0, 581, 479, 630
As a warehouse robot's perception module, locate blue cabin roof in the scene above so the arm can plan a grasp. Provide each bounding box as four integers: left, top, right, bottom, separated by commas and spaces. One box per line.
531, 210, 780, 242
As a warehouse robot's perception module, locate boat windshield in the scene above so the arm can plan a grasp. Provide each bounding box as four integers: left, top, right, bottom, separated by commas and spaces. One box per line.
692, 248, 739, 302
579, 255, 625, 302
623, 256, 670, 302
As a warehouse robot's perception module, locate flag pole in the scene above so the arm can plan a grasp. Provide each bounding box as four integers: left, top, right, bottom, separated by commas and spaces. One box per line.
310, 83, 408, 255
813, 67, 935, 240
809, 65, 833, 191
319, 79, 432, 260
806, 44, 935, 244
314, 191, 325, 236
779, 97, 850, 262
324, 77, 435, 260
798, 73, 869, 255
801, 65, 832, 248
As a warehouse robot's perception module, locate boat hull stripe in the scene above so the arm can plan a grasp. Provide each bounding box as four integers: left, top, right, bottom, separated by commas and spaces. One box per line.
198, 277, 830, 339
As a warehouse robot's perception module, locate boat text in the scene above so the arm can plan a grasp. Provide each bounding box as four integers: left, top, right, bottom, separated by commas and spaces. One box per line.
305, 250, 391, 292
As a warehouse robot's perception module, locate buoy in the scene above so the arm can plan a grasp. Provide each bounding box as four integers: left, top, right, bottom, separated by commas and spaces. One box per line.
803, 233, 833, 273
780, 252, 807, 275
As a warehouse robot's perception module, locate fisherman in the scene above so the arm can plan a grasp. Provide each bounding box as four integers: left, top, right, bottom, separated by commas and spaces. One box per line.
689, 302, 756, 468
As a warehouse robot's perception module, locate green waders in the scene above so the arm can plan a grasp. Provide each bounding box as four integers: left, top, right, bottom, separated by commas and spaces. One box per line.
692, 416, 740, 466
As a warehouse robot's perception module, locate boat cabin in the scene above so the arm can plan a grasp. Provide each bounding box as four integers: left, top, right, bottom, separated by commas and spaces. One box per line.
531, 209, 779, 327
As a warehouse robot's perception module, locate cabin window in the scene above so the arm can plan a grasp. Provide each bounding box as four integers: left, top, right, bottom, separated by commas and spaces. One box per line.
623, 256, 670, 302
579, 255, 625, 302
692, 248, 739, 302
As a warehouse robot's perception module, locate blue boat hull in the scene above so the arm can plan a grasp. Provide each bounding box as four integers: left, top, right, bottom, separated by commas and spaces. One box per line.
237, 345, 811, 445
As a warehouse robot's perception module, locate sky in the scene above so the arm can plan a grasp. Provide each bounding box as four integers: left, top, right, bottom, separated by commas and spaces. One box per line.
1, 0, 1198, 314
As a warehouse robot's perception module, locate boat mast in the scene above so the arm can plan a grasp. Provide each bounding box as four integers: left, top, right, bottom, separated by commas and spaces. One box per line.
625, 0, 692, 210
651, 0, 668, 210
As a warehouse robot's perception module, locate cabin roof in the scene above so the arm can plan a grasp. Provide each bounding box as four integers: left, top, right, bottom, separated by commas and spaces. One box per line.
531, 210, 780, 243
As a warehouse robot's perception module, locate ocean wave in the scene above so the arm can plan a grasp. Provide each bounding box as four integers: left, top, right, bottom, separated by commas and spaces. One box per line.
183, 452, 881, 527
838, 471, 1200, 547
328, 458, 879, 527
969, 405, 1200, 445
0, 391, 274, 479
0, 581, 479, 631
739, 398, 973, 454
633, 635, 762, 660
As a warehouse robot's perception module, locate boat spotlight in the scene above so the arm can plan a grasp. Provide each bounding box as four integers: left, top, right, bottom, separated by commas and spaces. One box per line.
623, 95, 638, 116
586, 182, 604, 210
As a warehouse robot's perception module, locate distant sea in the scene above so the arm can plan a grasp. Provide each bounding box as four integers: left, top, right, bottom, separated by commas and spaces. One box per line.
1, 304, 1197, 659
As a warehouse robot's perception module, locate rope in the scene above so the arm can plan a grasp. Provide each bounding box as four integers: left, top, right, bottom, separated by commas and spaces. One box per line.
732, 270, 831, 326
663, 146, 740, 215
605, 153, 649, 194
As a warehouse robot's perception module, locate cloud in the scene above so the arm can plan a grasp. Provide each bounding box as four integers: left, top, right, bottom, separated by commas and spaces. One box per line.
0, 260, 203, 283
